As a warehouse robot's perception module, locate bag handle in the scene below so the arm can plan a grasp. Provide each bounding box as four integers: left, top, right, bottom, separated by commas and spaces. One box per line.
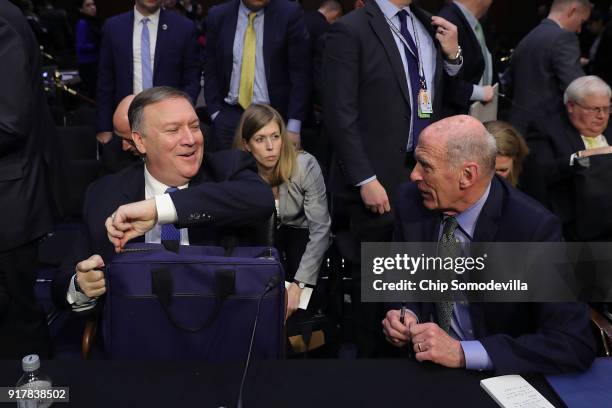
151, 266, 235, 333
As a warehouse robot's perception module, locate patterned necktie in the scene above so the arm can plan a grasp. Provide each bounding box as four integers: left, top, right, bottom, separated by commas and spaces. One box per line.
160, 187, 180, 242
238, 12, 257, 109
436, 216, 459, 333
583, 135, 603, 150
474, 23, 492, 86
397, 10, 431, 151
141, 17, 153, 90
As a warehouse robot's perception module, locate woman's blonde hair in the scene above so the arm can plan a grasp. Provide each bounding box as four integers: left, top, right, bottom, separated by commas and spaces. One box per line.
233, 104, 297, 186
484, 120, 529, 187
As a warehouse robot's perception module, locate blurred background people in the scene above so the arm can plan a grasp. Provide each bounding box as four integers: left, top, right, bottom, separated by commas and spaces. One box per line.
75, 0, 100, 99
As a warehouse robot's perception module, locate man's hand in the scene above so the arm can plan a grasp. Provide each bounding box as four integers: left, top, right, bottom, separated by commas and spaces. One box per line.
580, 146, 612, 158
382, 309, 416, 347
75, 255, 106, 298
432, 16, 459, 60
96, 131, 113, 144
360, 179, 390, 214
410, 322, 466, 368
106, 199, 158, 252
288, 131, 302, 150
285, 282, 303, 321
482, 85, 495, 103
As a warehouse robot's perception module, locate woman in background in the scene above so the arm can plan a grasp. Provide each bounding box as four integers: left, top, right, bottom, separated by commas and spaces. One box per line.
234, 104, 331, 319
75, 0, 100, 98
485, 120, 529, 187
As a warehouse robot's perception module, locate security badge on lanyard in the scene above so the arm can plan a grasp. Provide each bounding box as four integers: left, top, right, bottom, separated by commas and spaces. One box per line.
386, 14, 434, 118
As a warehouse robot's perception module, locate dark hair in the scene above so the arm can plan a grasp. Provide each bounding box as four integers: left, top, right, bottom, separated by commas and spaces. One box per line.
484, 121, 529, 187
128, 86, 192, 133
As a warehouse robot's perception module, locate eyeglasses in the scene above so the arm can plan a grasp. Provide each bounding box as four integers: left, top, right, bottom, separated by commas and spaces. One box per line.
574, 102, 611, 116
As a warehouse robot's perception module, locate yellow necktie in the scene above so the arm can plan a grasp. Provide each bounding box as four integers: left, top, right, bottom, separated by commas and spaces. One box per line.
239, 12, 257, 109
583, 136, 601, 150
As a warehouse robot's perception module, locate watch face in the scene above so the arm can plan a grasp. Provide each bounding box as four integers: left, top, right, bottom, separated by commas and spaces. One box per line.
298, 282, 305, 289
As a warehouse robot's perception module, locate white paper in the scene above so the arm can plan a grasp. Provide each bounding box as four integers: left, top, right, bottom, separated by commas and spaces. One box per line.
480, 375, 555, 408
284, 281, 312, 310
469, 83, 499, 123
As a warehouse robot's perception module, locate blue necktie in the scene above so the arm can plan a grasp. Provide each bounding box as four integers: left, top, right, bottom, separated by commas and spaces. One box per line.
397, 10, 431, 150
160, 187, 180, 242
141, 17, 153, 90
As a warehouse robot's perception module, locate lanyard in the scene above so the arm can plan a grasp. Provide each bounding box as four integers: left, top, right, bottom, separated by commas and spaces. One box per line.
385, 12, 427, 89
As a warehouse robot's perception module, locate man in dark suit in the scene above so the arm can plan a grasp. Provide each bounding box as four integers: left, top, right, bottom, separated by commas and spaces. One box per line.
439, 0, 495, 114
322, 0, 462, 356
507, 0, 590, 135
52, 87, 274, 310
203, 0, 310, 151
525, 75, 612, 240
96, 0, 201, 170
382, 115, 595, 374
0, 0, 56, 359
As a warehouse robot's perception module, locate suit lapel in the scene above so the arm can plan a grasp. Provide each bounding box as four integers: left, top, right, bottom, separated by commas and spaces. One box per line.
564, 117, 585, 153
225, 0, 241, 86
262, 0, 273, 86
366, 1, 410, 106
153, 9, 168, 82
124, 12, 135, 88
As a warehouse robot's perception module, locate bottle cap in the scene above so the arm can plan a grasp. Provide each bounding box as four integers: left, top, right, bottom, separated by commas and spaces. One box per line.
22, 354, 40, 372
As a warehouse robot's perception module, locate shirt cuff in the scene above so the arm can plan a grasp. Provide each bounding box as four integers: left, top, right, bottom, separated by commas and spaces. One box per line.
211, 110, 219, 121
443, 59, 462, 77
67, 275, 97, 311
287, 119, 302, 135
155, 194, 178, 225
356, 175, 377, 187
461, 340, 494, 371
470, 85, 485, 102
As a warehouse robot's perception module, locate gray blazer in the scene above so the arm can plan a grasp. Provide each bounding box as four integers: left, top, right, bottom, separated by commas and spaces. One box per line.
278, 152, 331, 285
507, 18, 584, 135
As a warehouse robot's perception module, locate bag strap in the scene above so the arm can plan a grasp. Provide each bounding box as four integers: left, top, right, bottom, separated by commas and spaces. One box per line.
151, 266, 235, 333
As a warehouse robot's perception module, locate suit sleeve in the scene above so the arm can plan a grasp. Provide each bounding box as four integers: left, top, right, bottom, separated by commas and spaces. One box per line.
552, 31, 584, 95
323, 21, 375, 185
479, 302, 595, 374
202, 8, 223, 117
285, 7, 311, 123
171, 151, 275, 229
0, 17, 31, 155
96, 21, 116, 133
181, 20, 202, 102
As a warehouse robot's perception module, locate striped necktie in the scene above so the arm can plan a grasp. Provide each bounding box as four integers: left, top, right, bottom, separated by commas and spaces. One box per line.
141, 17, 153, 90
238, 12, 257, 109
436, 216, 460, 333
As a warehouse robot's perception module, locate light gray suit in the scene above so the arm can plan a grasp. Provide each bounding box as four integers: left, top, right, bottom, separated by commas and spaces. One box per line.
278, 152, 331, 285
507, 18, 584, 135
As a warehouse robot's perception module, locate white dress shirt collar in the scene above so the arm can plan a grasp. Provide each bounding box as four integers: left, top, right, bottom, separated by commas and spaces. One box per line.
134, 6, 160, 26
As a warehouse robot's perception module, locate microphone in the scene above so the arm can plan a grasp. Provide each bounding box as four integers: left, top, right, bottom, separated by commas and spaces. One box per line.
236, 275, 280, 408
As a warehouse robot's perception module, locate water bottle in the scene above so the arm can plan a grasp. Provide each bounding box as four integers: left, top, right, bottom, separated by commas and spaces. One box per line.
15, 354, 53, 408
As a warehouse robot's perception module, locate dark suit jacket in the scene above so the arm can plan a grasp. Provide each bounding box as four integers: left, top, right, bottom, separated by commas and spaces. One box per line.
96, 9, 201, 133
0, 0, 56, 358
203, 0, 310, 122
592, 21, 612, 87
322, 1, 445, 201
507, 19, 584, 134
439, 2, 486, 114
526, 116, 612, 239
393, 177, 596, 374
52, 150, 274, 309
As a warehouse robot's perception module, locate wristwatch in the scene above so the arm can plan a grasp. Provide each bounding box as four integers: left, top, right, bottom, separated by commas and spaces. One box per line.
446, 45, 463, 65
294, 280, 306, 289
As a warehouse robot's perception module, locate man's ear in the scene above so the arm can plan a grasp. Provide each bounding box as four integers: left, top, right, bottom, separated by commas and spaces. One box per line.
132, 131, 147, 155
459, 162, 479, 189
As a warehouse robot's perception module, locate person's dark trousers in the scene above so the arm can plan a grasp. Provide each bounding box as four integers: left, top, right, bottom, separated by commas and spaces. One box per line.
0, 240, 53, 359
78, 62, 98, 99
335, 195, 394, 358
209, 103, 244, 152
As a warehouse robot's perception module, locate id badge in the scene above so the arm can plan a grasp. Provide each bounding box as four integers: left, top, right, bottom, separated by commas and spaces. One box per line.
418, 88, 433, 118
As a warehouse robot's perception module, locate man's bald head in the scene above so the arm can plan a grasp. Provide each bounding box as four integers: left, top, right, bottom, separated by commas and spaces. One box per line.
420, 115, 497, 178
411, 115, 497, 214
113, 95, 135, 138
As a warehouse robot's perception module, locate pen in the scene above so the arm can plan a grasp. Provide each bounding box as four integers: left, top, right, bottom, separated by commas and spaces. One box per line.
400, 302, 406, 325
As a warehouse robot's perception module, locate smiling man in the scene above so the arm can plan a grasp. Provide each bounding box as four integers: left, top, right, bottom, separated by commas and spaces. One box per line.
382, 115, 595, 374
52, 86, 274, 311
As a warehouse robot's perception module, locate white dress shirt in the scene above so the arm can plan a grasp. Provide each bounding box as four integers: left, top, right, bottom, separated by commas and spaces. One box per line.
132, 7, 160, 94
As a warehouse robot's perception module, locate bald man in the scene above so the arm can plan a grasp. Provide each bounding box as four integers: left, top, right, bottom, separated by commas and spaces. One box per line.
382, 115, 595, 374
112, 94, 140, 155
